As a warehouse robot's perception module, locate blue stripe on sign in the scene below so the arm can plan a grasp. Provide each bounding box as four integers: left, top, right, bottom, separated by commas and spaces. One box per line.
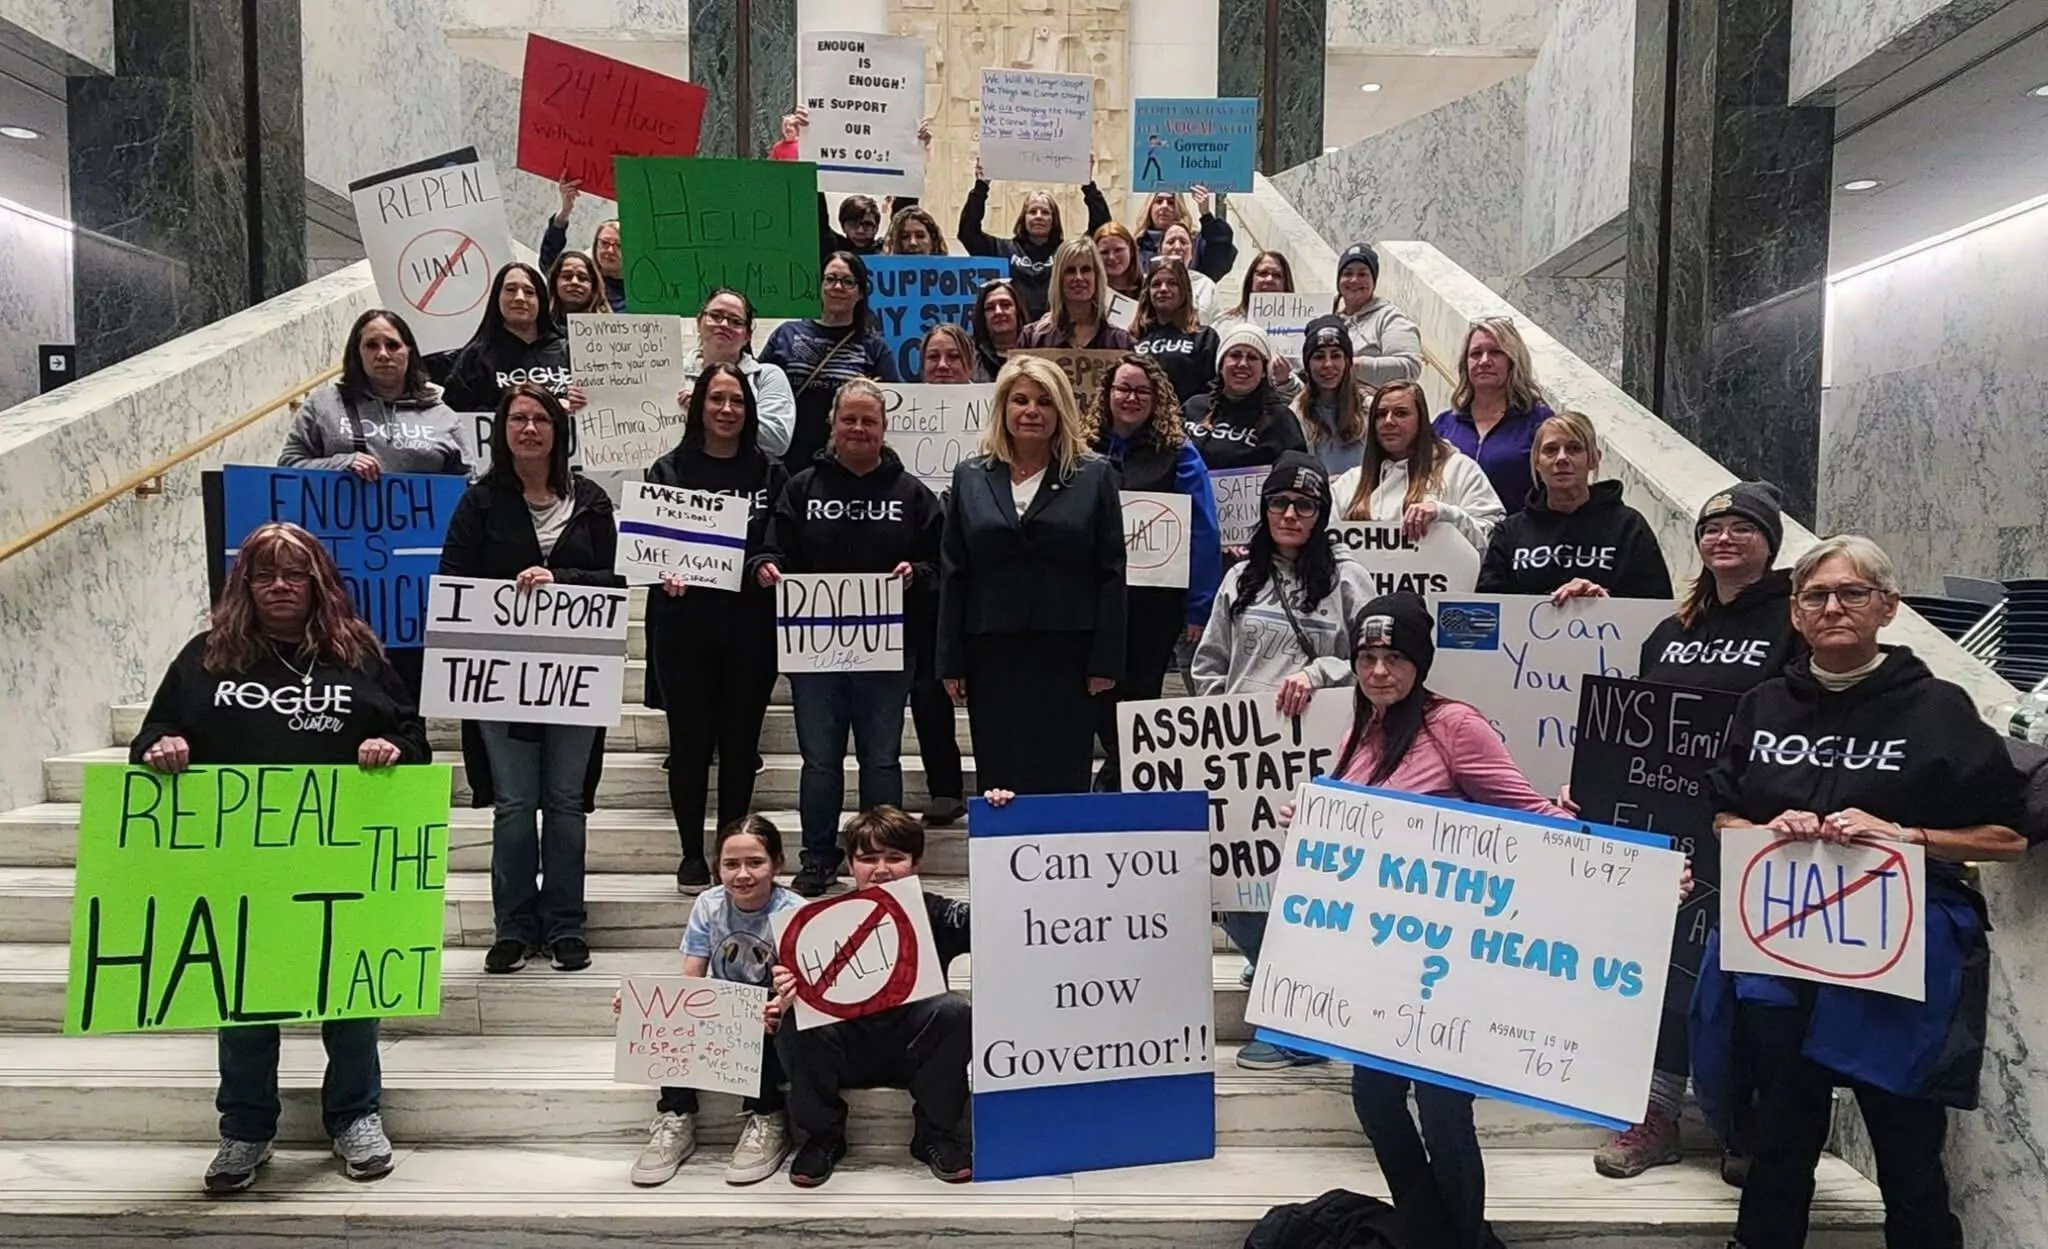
618, 520, 748, 549
817, 163, 906, 176
968, 791, 1210, 838
972, 1072, 1214, 1181
788, 614, 905, 628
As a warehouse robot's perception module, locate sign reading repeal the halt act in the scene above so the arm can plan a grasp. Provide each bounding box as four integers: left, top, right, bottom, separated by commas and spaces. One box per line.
615, 481, 749, 590
979, 69, 1095, 184
1719, 829, 1926, 1002
616, 155, 822, 319
1121, 491, 1191, 590
421, 575, 631, 728
1131, 98, 1258, 193
66, 763, 451, 1035
799, 32, 927, 196
516, 34, 707, 201
1327, 521, 1482, 597
1248, 780, 1684, 1128
349, 147, 518, 356
774, 876, 945, 1031
880, 382, 996, 493
613, 975, 768, 1096
567, 312, 688, 473
776, 573, 906, 674
867, 256, 1011, 379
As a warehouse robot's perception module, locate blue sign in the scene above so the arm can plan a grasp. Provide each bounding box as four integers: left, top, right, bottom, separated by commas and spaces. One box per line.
1131, 98, 1258, 193
219, 465, 468, 647
865, 255, 1011, 380
1435, 601, 1502, 650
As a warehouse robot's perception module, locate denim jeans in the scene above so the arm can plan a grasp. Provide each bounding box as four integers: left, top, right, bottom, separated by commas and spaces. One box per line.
217, 1018, 382, 1142
478, 720, 598, 946
789, 669, 915, 871
1219, 910, 1269, 965
1351, 1067, 1504, 1249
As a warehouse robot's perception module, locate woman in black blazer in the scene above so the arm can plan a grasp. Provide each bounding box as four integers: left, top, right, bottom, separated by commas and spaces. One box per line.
939, 355, 1127, 794
438, 382, 623, 976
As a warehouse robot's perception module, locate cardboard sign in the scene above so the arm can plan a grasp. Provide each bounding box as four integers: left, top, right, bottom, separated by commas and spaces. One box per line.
615, 481, 749, 590
881, 382, 996, 493
775, 572, 906, 673
1248, 292, 1331, 365
1327, 521, 1482, 597
1120, 692, 1351, 910
615, 156, 821, 318
867, 256, 1012, 379
421, 576, 631, 727
66, 764, 450, 1035
567, 312, 688, 473
1131, 98, 1258, 193
798, 32, 927, 196
1249, 780, 1683, 1129
1719, 829, 1926, 1002
1209, 466, 1266, 547
1121, 491, 1191, 589
613, 975, 768, 1095
979, 69, 1095, 184
516, 35, 707, 200
1106, 290, 1141, 333
1427, 595, 1670, 798
1011, 348, 1124, 405
775, 876, 946, 1030
349, 148, 518, 356
967, 791, 1217, 1180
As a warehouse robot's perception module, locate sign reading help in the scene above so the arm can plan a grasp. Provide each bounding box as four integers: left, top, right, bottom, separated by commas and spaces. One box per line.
1131, 98, 1259, 193
1209, 467, 1266, 547
867, 256, 1012, 379
1122, 491, 1191, 590
615, 156, 822, 319
615, 481, 749, 590
775, 572, 906, 673
1719, 829, 1925, 1002
66, 763, 451, 1035
516, 35, 707, 201
421, 576, 632, 727
1248, 780, 1684, 1128
799, 32, 927, 196
568, 312, 689, 473
349, 148, 518, 356
1250, 292, 1335, 365
979, 69, 1095, 184
613, 975, 768, 1095
1327, 521, 1482, 597
881, 382, 996, 493
775, 876, 945, 1030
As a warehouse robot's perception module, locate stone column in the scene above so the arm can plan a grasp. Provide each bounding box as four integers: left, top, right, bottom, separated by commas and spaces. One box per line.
1218, 0, 1326, 172
691, 0, 798, 159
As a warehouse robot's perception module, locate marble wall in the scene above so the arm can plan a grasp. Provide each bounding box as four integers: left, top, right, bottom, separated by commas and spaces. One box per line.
299, 0, 463, 198
1325, 0, 1553, 48
1790, 0, 2011, 104
1219, 0, 1327, 172
0, 0, 114, 72
1519, 0, 1631, 271
0, 201, 73, 411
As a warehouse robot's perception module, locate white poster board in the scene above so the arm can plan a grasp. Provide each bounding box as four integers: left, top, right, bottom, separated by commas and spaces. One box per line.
1718, 829, 1927, 1002
1248, 780, 1684, 1127
979, 69, 1095, 184
775, 572, 906, 673
613, 975, 768, 1095
568, 313, 688, 474
1426, 595, 1669, 798
1106, 290, 1141, 333
775, 876, 946, 1030
1121, 692, 1352, 910
349, 150, 518, 357
421, 575, 630, 727
1209, 467, 1265, 547
1328, 521, 1482, 596
616, 481, 749, 590
881, 382, 996, 493
1122, 491, 1191, 589
799, 32, 927, 196
1247, 292, 1330, 365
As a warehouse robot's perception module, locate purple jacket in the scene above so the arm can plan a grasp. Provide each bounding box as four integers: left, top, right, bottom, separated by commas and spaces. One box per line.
1433, 403, 1553, 516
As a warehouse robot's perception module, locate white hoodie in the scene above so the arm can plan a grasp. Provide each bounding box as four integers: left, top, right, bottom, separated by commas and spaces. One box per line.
1331, 448, 1504, 553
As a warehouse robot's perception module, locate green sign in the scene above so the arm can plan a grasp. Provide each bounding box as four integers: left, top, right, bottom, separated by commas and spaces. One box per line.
66, 763, 452, 1035
615, 155, 823, 319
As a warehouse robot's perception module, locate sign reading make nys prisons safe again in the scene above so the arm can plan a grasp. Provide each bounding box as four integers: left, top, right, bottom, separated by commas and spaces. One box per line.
615, 155, 821, 319
421, 575, 632, 727
66, 763, 451, 1035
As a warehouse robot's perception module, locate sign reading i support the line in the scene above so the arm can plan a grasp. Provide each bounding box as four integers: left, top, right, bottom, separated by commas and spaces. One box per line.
615, 481, 749, 590
420, 575, 631, 727
775, 572, 905, 673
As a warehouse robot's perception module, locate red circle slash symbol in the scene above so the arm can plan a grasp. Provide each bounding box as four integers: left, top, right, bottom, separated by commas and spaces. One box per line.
1737, 839, 1916, 982
398, 229, 487, 317
1124, 498, 1184, 573
777, 886, 921, 1021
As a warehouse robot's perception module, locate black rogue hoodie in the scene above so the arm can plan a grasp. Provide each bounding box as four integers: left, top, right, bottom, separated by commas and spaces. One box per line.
956, 178, 1113, 323
1477, 479, 1672, 599
1639, 568, 1802, 693
439, 323, 573, 414
761, 446, 944, 644
1183, 381, 1307, 472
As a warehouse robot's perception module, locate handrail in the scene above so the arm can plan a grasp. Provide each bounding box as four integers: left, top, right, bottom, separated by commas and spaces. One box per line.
0, 364, 342, 566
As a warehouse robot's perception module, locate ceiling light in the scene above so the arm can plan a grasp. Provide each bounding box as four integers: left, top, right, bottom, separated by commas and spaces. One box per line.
0, 125, 42, 140
1323, 146, 1340, 154
1840, 178, 1882, 192
1359, 83, 1382, 93
2030, 83, 2048, 97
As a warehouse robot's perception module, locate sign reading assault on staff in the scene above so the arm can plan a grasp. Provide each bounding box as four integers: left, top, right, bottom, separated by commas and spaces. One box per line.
798, 32, 926, 196
349, 147, 518, 356
615, 155, 821, 318
1719, 828, 1927, 1002
979, 69, 1094, 183
614, 975, 768, 1095
421, 576, 632, 727
867, 256, 1011, 378
516, 34, 707, 200
881, 382, 997, 493
1131, 98, 1257, 193
567, 312, 688, 473
1327, 521, 1482, 597
775, 572, 906, 673
66, 763, 451, 1035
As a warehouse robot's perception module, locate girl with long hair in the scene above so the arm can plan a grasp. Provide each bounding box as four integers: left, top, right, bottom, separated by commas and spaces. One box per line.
1291, 314, 1369, 478
1094, 221, 1145, 298
968, 278, 1024, 381
547, 250, 604, 322
438, 262, 586, 416
1334, 378, 1503, 552
762, 251, 899, 469
957, 159, 1113, 321
885, 205, 948, 255
1131, 258, 1219, 404
1014, 237, 1135, 352
1130, 187, 1237, 280
1432, 316, 1554, 515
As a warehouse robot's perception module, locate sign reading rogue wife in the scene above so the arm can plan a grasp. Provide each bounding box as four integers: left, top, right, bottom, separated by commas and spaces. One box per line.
775, 573, 905, 674
421, 575, 631, 727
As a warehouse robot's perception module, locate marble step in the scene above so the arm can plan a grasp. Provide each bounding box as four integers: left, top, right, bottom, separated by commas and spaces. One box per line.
0, 1142, 1884, 1247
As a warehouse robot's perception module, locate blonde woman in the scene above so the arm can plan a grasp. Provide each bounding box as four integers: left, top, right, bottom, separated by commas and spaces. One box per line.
1132, 187, 1237, 280
1333, 379, 1504, 553
1014, 237, 1136, 352
938, 355, 1126, 794
1476, 409, 1670, 601
1432, 316, 1554, 516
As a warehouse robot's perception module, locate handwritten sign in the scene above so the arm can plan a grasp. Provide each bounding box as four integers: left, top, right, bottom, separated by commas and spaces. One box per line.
65, 763, 450, 1035
616, 481, 748, 590
516, 35, 707, 200
1249, 292, 1331, 365
616, 156, 821, 318
1327, 521, 1481, 597
1209, 466, 1266, 547
1011, 348, 1124, 405
349, 148, 517, 355
1106, 290, 1141, 333
613, 975, 768, 1095
868, 256, 1012, 378
1249, 780, 1683, 1128
567, 312, 688, 472
1131, 98, 1258, 193
1719, 829, 1926, 1002
775, 876, 945, 1030
799, 32, 926, 196
881, 382, 996, 493
1121, 491, 1191, 589
776, 572, 905, 673
421, 575, 631, 727
980, 69, 1095, 184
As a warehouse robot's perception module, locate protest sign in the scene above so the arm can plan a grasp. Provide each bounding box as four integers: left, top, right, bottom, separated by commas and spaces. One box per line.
881, 382, 996, 493
1719, 829, 1926, 1002
1327, 521, 1482, 597
615, 481, 748, 589
516, 35, 707, 200
776, 573, 906, 673
613, 975, 768, 1095
1131, 98, 1258, 193
968, 791, 1217, 1179
567, 312, 688, 472
980, 69, 1095, 184
1209, 466, 1266, 547
421, 576, 631, 727
66, 763, 450, 1035
1106, 290, 1140, 332
1122, 492, 1192, 590
1427, 595, 1669, 798
1248, 780, 1683, 1128
1249, 292, 1331, 365
213, 466, 466, 648
349, 148, 517, 355
867, 256, 1011, 378
775, 876, 946, 1030
1011, 348, 1124, 404
615, 156, 821, 318
1121, 692, 1351, 910
799, 32, 926, 196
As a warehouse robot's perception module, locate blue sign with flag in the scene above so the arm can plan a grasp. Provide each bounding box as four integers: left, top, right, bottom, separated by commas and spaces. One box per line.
866, 255, 1011, 380
1131, 98, 1258, 193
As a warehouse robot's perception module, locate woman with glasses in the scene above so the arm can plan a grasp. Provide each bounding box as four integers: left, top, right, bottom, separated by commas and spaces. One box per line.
1014, 237, 1136, 352
763, 251, 899, 470
1476, 410, 1670, 602
675, 289, 795, 458
1432, 317, 1554, 518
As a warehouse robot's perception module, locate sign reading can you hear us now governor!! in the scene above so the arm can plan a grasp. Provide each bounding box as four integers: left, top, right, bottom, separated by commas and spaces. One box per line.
420, 575, 632, 728
615, 156, 821, 319
799, 32, 926, 196
349, 147, 518, 357
516, 35, 706, 201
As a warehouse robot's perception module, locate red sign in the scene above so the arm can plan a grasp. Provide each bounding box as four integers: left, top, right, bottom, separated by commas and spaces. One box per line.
516, 34, 707, 201
776, 886, 922, 1024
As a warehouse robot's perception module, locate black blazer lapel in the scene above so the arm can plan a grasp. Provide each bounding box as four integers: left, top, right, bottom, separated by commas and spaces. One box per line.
983, 459, 1022, 531
1018, 467, 1063, 527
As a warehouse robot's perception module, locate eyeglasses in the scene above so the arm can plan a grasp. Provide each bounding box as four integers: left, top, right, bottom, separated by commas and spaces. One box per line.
1110, 384, 1153, 400
821, 274, 860, 289
251, 569, 311, 588
1265, 496, 1318, 517
1700, 521, 1762, 542
505, 413, 551, 428
1794, 584, 1883, 611
701, 310, 747, 328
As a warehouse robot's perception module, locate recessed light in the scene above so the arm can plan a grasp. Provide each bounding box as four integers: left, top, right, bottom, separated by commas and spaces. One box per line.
0, 125, 42, 141
1840, 178, 1882, 192
1323, 146, 1340, 154
2030, 83, 2048, 97
1359, 83, 1383, 93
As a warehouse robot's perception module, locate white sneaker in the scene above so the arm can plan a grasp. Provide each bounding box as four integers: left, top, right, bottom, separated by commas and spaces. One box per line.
724, 1110, 792, 1185
332, 1112, 395, 1181
203, 1137, 272, 1193
630, 1111, 697, 1186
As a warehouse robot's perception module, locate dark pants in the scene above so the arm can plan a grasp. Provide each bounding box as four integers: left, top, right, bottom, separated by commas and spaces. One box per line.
656, 622, 777, 864
1735, 1002, 1959, 1249
217, 1019, 382, 1143
479, 720, 596, 946
965, 631, 1097, 795
789, 668, 915, 872
1352, 1067, 1504, 1249
777, 993, 972, 1145
909, 618, 962, 803
659, 1030, 787, 1115
1093, 591, 1185, 790
1219, 910, 1268, 964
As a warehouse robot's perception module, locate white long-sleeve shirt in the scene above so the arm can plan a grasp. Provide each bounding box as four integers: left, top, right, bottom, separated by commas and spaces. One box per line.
1331, 448, 1504, 553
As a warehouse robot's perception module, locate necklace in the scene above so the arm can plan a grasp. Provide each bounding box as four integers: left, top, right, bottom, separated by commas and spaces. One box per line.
268, 639, 315, 689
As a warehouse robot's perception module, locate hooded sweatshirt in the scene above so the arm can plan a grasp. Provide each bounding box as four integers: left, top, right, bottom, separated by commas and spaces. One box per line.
439, 324, 574, 414
1638, 569, 1802, 693
1332, 447, 1504, 554
279, 380, 470, 475
1340, 298, 1424, 389
1183, 382, 1309, 472
1299, 393, 1371, 480
1135, 323, 1220, 404
956, 179, 1113, 323
760, 446, 944, 582
1477, 479, 1673, 599
1191, 555, 1376, 694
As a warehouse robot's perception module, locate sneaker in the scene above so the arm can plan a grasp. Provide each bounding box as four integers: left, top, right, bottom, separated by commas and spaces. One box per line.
1239, 962, 1255, 988
676, 858, 711, 893
912, 1134, 972, 1183
924, 796, 966, 827
791, 863, 835, 899
788, 1132, 847, 1188
549, 935, 591, 972
1721, 1149, 1752, 1188
1593, 1107, 1682, 1178
203, 1137, 272, 1194
1236, 1040, 1327, 1070
725, 1110, 792, 1185
332, 1113, 395, 1181
483, 938, 527, 974
630, 1111, 697, 1186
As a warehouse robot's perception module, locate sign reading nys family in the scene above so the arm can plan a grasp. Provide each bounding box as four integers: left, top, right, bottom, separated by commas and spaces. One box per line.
1328, 521, 1482, 597
799, 32, 926, 196
867, 256, 1011, 378
66, 763, 451, 1035
421, 576, 631, 727
349, 147, 517, 355
613, 975, 768, 1096
1248, 781, 1683, 1127
567, 312, 688, 472
775, 876, 946, 1030
1427, 595, 1668, 798
1132, 98, 1257, 193
776, 573, 906, 673
1250, 292, 1334, 365
615, 482, 748, 589
1209, 466, 1265, 547
1122, 491, 1191, 589
615, 155, 821, 318
1120, 692, 1351, 910
516, 35, 707, 200
979, 69, 1095, 183
880, 382, 996, 493
1719, 829, 1926, 1002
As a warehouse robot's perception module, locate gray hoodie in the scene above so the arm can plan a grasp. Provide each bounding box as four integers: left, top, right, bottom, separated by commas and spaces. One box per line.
1341, 298, 1423, 390
1192, 554, 1376, 695
279, 381, 470, 476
